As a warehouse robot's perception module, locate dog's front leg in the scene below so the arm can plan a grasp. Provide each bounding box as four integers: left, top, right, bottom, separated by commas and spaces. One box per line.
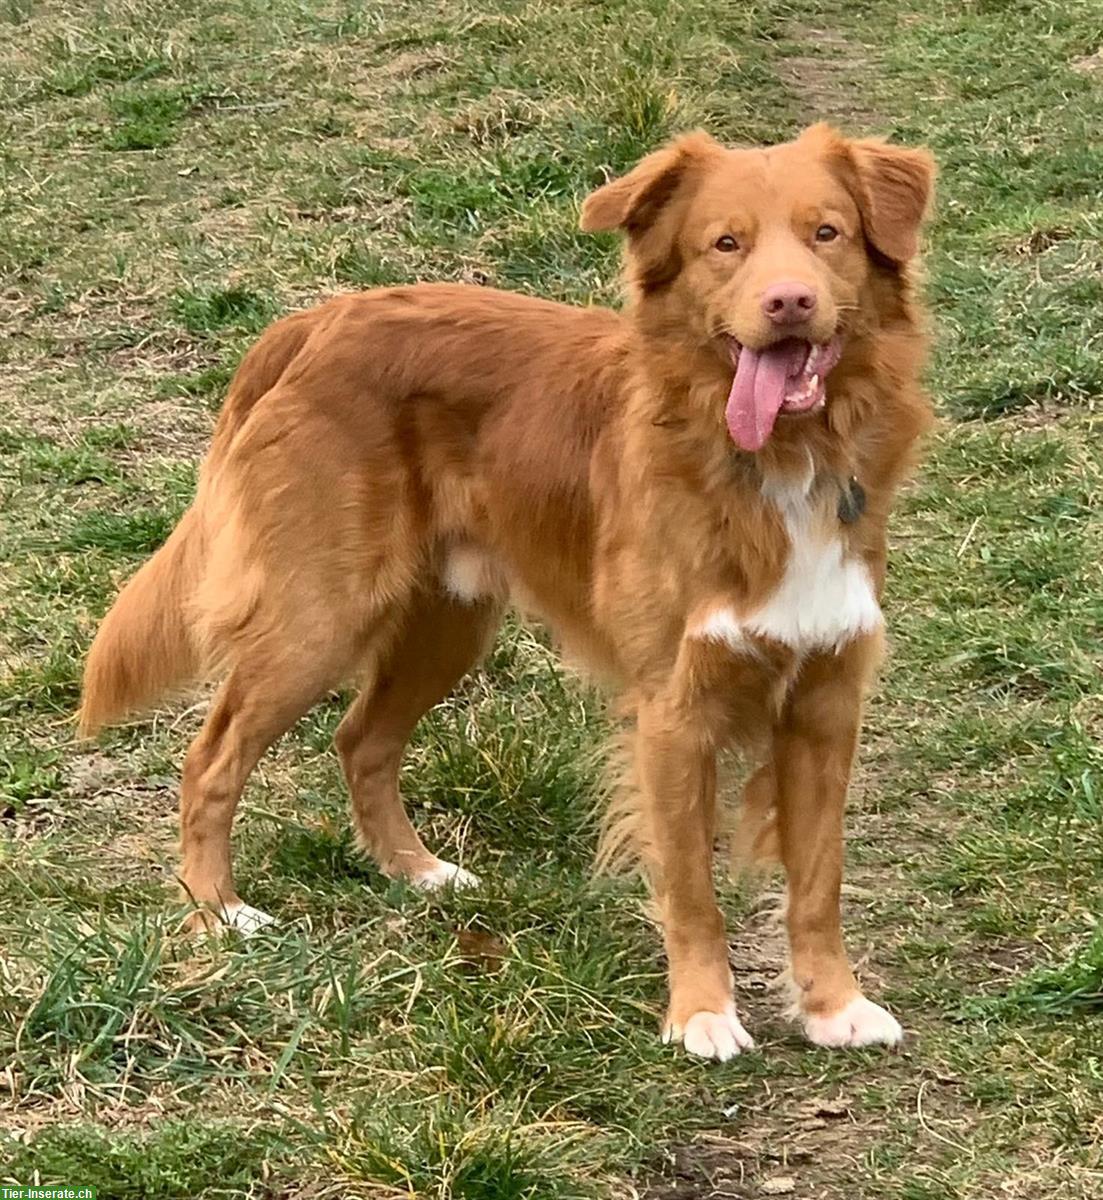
774, 630, 904, 1048
636, 695, 754, 1061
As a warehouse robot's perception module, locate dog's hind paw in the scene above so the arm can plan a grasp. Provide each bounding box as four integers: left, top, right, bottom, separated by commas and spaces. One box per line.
411, 859, 481, 892
802, 995, 903, 1048
663, 1005, 755, 1061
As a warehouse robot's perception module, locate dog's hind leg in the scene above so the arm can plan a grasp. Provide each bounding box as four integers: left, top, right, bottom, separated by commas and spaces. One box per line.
178, 641, 350, 934
335, 590, 501, 890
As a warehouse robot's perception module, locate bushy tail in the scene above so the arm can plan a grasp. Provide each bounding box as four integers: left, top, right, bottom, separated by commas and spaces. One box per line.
78, 509, 205, 736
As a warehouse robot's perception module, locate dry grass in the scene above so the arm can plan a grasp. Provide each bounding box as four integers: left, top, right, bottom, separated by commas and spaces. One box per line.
2, 0, 1102, 1196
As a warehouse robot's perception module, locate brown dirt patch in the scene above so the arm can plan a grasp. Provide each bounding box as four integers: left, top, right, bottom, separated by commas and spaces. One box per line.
776, 28, 882, 131
1071, 49, 1103, 76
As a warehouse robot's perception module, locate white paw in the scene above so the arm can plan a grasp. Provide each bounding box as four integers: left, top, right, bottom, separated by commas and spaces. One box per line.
663, 1005, 756, 1061
411, 859, 481, 892
221, 901, 276, 937
802, 995, 903, 1048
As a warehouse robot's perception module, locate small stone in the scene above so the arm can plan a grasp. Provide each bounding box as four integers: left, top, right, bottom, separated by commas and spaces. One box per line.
761, 1177, 797, 1196
800, 1097, 850, 1119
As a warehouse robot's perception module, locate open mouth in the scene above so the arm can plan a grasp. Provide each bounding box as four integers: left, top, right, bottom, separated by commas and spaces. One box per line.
723, 335, 843, 453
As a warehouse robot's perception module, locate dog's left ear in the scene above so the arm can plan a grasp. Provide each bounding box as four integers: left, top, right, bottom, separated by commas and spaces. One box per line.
580, 132, 719, 235
845, 137, 936, 264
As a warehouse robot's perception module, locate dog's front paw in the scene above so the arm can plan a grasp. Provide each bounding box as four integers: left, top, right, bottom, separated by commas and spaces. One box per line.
663, 1004, 755, 1061
802, 995, 903, 1048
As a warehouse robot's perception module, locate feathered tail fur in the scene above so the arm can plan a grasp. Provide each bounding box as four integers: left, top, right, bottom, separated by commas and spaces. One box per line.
77, 306, 319, 737
78, 509, 205, 736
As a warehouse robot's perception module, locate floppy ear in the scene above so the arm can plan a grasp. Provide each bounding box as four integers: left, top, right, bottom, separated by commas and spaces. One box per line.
846, 137, 936, 263
580, 131, 719, 234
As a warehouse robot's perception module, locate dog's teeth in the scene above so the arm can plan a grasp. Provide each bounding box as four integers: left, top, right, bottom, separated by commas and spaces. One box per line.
809, 374, 820, 389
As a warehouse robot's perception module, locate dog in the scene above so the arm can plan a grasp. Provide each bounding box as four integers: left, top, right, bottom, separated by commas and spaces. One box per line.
79, 123, 934, 1060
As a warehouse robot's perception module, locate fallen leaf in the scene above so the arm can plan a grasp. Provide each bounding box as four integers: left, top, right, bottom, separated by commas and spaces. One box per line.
455, 929, 507, 972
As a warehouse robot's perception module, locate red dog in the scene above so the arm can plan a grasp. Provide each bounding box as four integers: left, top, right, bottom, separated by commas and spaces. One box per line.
81, 123, 934, 1059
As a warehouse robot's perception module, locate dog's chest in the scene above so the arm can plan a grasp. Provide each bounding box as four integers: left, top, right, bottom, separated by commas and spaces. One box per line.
693, 473, 881, 656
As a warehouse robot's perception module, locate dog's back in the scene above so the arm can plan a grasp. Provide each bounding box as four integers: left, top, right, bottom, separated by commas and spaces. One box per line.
80, 285, 628, 734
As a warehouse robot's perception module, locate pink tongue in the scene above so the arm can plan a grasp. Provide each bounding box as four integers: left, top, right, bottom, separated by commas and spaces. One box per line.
725, 341, 806, 452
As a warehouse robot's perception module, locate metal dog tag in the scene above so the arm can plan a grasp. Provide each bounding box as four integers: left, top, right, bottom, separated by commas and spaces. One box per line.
837, 476, 866, 525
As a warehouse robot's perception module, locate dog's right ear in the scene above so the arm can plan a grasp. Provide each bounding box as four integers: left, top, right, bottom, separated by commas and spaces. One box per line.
580, 132, 719, 234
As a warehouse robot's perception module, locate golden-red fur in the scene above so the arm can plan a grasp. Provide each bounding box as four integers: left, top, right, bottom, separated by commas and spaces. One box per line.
80, 124, 934, 1055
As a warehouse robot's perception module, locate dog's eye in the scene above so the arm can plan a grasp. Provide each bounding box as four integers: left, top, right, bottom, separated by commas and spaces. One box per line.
815, 224, 839, 243
714, 234, 739, 252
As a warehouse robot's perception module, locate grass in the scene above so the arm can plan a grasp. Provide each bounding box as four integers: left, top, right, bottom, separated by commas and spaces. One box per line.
1, 0, 1102, 1197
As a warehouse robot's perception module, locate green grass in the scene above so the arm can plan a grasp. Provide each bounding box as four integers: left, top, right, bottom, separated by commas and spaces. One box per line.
3, 1122, 283, 1200
1, 0, 1102, 1197
62, 509, 181, 556
171, 285, 277, 335
105, 85, 191, 151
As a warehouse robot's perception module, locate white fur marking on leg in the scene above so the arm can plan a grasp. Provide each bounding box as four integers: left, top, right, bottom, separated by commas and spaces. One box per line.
663, 1004, 755, 1062
442, 546, 498, 604
689, 606, 750, 652
411, 859, 481, 891
802, 995, 903, 1048
221, 902, 276, 937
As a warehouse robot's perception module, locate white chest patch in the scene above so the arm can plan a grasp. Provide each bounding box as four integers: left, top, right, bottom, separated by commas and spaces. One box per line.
746, 504, 881, 651
691, 474, 882, 655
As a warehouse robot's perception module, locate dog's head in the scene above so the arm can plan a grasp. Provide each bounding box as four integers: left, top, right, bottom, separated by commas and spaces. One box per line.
581, 125, 935, 451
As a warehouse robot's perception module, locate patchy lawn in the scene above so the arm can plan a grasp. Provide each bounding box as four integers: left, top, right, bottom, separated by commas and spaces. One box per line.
1, 0, 1101, 1196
